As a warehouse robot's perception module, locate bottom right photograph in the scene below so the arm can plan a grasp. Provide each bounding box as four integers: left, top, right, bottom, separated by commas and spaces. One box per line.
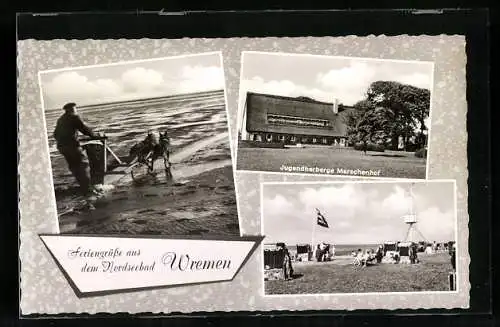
260, 180, 457, 295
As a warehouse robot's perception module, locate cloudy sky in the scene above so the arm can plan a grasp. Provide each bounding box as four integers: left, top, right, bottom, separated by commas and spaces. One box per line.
240, 52, 434, 107
262, 181, 455, 245
39, 53, 224, 110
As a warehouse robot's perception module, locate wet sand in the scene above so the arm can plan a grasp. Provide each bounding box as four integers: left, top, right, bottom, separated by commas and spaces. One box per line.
59, 165, 239, 236
57, 134, 240, 236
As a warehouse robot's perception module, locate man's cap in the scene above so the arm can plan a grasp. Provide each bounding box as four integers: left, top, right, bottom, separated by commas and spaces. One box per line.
63, 102, 77, 111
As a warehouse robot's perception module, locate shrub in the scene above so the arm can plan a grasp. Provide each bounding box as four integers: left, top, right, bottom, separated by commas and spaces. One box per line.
415, 148, 427, 158
353, 142, 385, 152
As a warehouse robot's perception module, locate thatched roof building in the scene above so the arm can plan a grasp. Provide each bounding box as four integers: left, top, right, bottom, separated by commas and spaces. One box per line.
241, 92, 355, 145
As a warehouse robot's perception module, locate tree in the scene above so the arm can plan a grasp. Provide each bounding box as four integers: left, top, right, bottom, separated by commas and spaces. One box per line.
356, 106, 394, 145
367, 81, 430, 150
345, 81, 431, 151
344, 100, 392, 146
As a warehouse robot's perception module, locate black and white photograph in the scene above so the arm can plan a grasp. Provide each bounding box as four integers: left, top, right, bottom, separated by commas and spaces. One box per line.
39, 52, 240, 236
236, 52, 434, 179
261, 180, 457, 295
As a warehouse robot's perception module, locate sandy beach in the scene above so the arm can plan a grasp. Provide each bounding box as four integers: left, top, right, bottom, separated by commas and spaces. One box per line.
265, 252, 453, 294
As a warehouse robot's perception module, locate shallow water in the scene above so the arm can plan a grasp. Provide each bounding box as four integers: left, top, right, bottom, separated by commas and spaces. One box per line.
45, 90, 227, 191
48, 91, 239, 236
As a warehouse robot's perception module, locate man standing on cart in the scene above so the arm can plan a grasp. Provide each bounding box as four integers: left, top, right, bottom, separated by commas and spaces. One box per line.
53, 102, 102, 198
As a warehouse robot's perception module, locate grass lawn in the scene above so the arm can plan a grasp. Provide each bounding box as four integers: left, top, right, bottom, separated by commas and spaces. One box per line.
265, 253, 453, 294
236, 146, 426, 179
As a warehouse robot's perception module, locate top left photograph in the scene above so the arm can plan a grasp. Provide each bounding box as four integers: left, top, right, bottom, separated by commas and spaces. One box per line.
38, 52, 240, 237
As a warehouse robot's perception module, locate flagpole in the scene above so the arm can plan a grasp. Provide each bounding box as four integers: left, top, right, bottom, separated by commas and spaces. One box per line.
410, 183, 414, 215
312, 208, 317, 252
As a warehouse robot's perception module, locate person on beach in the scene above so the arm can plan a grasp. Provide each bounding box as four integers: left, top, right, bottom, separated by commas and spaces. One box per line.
450, 243, 456, 270
354, 248, 364, 266
409, 244, 416, 264
362, 249, 369, 267
277, 243, 294, 281
321, 243, 330, 261
410, 243, 419, 264
363, 249, 377, 267
53, 102, 102, 198
375, 245, 384, 263
315, 243, 323, 262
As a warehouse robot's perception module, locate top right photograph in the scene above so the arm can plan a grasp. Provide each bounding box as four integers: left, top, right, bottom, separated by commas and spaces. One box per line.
235, 52, 434, 179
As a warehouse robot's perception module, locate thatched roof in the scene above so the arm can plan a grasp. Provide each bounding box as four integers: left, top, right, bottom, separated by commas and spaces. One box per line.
245, 92, 355, 137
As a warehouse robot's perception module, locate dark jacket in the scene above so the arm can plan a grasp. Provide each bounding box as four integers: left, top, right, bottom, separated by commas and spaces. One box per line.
53, 113, 95, 147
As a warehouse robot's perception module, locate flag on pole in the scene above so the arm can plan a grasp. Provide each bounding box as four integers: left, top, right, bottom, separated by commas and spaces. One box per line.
316, 208, 329, 228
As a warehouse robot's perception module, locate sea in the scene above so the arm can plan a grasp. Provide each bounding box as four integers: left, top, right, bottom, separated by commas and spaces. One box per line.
44, 90, 229, 192
264, 243, 380, 256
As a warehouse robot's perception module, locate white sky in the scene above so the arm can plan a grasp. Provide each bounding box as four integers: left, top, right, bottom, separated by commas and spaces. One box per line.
262, 181, 455, 245
236, 52, 434, 134
240, 52, 434, 106
39, 53, 225, 110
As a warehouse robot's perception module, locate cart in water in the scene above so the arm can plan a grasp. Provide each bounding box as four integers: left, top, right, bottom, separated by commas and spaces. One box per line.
129, 148, 173, 182
57, 134, 174, 217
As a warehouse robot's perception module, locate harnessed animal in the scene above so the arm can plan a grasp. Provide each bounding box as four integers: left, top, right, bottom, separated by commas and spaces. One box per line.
129, 131, 173, 179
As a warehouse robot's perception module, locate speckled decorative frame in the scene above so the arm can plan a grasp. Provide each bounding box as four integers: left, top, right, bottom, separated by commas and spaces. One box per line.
18, 36, 469, 314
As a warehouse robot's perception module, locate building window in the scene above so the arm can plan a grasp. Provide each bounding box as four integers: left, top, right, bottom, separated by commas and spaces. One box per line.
279, 135, 285, 141
322, 138, 327, 144
266, 134, 272, 142
291, 136, 296, 142
267, 114, 330, 129
301, 137, 308, 143
312, 138, 317, 143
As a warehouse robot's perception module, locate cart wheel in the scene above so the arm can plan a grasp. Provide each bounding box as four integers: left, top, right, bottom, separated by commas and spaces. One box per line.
131, 162, 151, 182
163, 157, 173, 180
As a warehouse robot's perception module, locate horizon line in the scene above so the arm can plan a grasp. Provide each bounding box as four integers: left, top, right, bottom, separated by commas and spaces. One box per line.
44, 88, 224, 112
264, 239, 454, 245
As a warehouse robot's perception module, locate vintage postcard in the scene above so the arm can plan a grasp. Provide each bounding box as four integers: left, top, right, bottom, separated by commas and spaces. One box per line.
260, 180, 457, 295
18, 35, 468, 314
38, 53, 239, 236
235, 52, 434, 179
